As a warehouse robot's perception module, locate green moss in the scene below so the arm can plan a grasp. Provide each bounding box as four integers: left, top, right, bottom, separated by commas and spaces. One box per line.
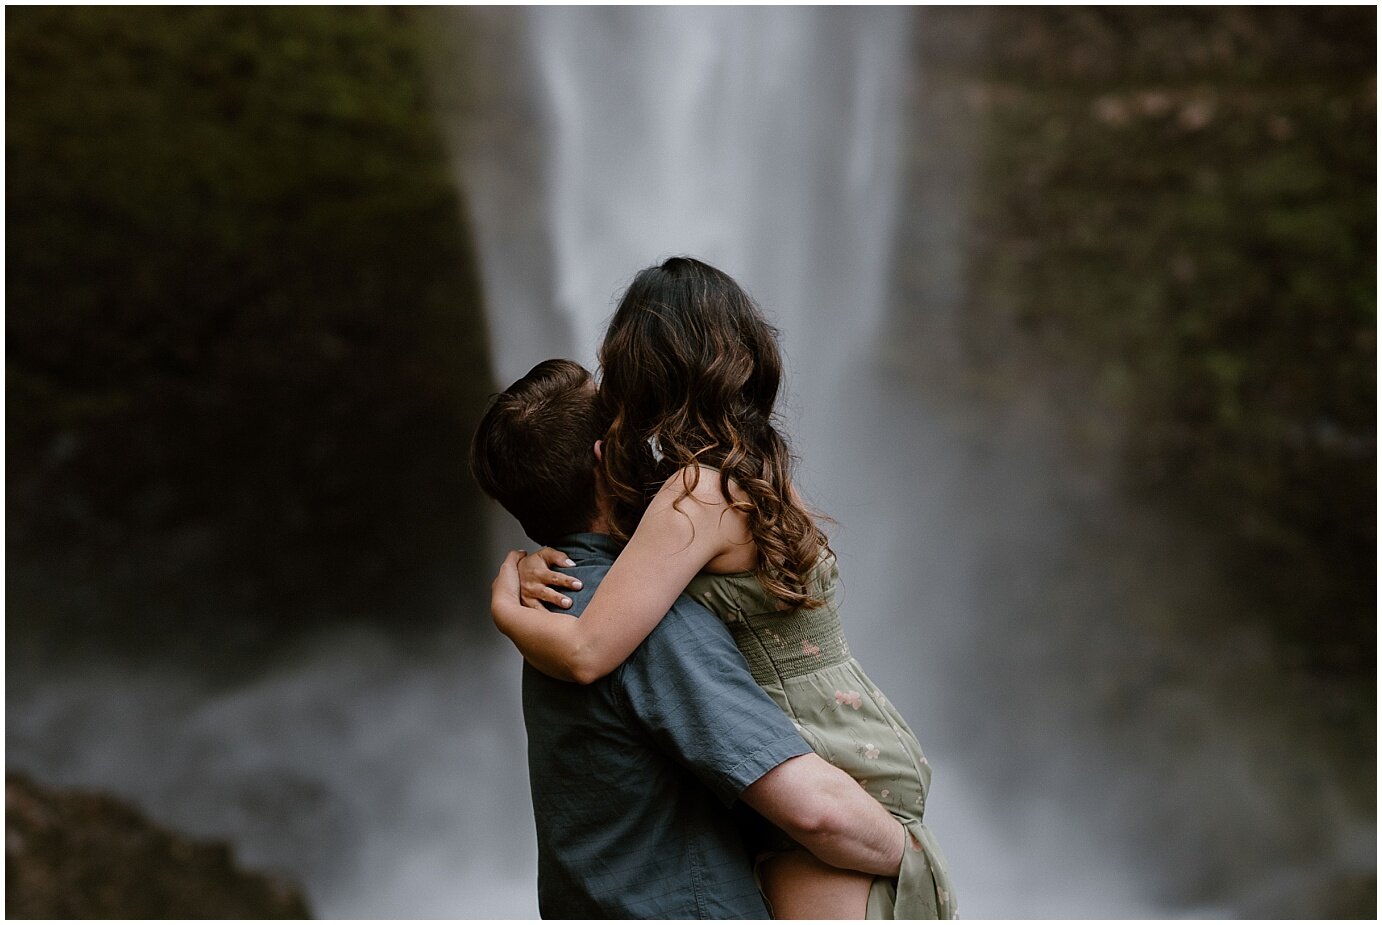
926, 7, 1375, 671
7, 7, 493, 634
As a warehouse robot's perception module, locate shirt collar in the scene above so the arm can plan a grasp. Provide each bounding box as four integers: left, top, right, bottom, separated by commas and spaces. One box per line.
549, 532, 623, 564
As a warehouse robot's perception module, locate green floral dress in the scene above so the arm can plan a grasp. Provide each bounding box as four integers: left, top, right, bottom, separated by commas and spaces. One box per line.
686, 552, 958, 920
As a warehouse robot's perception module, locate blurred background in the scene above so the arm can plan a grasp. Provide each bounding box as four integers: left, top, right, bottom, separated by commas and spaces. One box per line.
5, 6, 1375, 918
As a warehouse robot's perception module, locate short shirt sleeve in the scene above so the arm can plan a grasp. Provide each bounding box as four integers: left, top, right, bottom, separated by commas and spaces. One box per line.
614, 595, 811, 806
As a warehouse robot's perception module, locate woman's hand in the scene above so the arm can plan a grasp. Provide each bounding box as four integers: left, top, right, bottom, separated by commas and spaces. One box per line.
489, 548, 586, 682
491, 550, 526, 626
517, 547, 582, 610
491, 550, 549, 631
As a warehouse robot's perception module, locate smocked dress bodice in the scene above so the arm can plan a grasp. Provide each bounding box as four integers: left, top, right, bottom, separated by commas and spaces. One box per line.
686, 553, 959, 919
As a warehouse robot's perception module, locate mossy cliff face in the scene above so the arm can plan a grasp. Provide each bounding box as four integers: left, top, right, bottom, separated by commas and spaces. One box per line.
903, 7, 1374, 674
7, 7, 492, 643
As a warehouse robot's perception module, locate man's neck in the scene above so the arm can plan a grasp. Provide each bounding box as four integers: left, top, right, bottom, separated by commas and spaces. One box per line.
587, 490, 614, 535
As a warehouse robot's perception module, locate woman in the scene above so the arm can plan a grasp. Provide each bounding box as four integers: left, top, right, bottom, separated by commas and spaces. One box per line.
490, 256, 956, 919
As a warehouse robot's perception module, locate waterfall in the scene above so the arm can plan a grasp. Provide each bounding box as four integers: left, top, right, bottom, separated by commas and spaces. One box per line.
2, 9, 1365, 922
460, 6, 1164, 917
442, 5, 1374, 918
514, 8, 902, 398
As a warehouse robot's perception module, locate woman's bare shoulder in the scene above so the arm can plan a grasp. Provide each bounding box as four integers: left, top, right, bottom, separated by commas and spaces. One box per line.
660, 463, 756, 505
650, 465, 756, 572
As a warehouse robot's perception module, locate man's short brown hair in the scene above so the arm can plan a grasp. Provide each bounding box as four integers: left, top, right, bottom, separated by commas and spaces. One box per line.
470, 359, 601, 546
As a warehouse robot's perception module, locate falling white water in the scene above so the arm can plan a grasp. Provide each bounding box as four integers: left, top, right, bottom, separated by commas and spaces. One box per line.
445, 5, 1373, 918
3, 10, 1367, 922
461, 6, 1169, 918
524, 6, 903, 404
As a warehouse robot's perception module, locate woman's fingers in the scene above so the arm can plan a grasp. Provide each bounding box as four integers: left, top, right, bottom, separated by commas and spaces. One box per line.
517, 549, 582, 610
495, 547, 578, 610
528, 585, 574, 610
534, 567, 582, 591
520, 582, 576, 609
520, 552, 581, 590
521, 551, 581, 590
539, 546, 578, 569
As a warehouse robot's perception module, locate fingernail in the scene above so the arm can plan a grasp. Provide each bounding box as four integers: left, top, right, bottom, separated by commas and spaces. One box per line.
570, 580, 583, 590
561, 597, 572, 607
563, 559, 576, 567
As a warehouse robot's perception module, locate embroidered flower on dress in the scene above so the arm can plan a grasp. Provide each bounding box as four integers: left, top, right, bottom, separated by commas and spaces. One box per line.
880, 789, 890, 799
802, 640, 822, 657
863, 744, 880, 760
834, 690, 863, 710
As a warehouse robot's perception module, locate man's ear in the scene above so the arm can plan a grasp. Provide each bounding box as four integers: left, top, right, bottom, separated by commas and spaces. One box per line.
593, 439, 603, 462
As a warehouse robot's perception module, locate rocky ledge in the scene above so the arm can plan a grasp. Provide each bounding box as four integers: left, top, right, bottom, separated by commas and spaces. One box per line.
6, 773, 310, 918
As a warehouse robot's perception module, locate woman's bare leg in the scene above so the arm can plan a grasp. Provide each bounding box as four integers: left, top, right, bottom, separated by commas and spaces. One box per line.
759, 849, 873, 919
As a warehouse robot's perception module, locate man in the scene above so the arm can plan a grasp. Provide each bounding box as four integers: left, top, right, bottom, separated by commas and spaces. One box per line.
471, 359, 905, 918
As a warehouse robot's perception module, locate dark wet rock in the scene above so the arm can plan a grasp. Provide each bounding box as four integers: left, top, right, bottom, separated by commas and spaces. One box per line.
5, 773, 311, 919
6, 7, 494, 654
901, 6, 1375, 678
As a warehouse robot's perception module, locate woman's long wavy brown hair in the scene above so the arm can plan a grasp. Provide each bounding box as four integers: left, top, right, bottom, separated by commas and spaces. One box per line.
595, 256, 830, 609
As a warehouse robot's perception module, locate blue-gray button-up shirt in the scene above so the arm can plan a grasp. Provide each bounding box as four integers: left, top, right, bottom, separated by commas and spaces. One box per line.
522, 532, 811, 919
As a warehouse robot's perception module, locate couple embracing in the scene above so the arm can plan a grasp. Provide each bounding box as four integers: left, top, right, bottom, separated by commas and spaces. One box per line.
472, 257, 956, 919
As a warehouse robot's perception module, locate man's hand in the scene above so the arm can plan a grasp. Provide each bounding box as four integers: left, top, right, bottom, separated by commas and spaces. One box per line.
740, 752, 905, 878
518, 547, 582, 609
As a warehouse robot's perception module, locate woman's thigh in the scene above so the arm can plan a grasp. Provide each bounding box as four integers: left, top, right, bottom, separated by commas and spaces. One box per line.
758, 849, 872, 920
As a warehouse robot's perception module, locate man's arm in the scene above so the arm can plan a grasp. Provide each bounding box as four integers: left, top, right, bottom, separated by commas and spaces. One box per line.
614, 596, 904, 877
740, 752, 905, 877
